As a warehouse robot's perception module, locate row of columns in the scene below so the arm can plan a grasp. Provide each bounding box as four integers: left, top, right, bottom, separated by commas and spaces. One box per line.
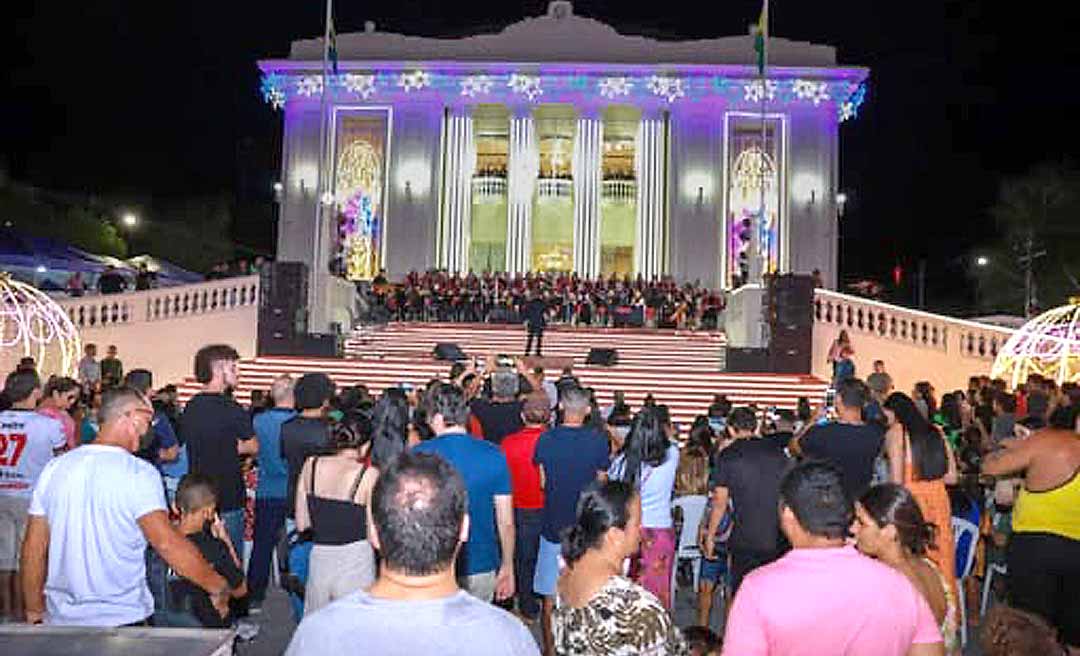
438, 106, 667, 276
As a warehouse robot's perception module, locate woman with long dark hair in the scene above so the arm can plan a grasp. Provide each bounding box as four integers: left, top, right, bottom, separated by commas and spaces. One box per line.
553, 480, 688, 655
675, 416, 712, 497
295, 409, 379, 615
370, 390, 410, 467
37, 376, 79, 449
608, 407, 680, 609
883, 392, 958, 605
854, 484, 959, 653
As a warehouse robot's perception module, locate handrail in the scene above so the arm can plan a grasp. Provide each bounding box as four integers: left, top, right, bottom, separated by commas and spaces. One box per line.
813, 288, 1015, 361
57, 275, 260, 329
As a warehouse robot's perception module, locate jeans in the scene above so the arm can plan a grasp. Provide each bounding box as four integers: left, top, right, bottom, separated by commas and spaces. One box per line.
247, 497, 288, 603
513, 508, 542, 617
220, 508, 245, 563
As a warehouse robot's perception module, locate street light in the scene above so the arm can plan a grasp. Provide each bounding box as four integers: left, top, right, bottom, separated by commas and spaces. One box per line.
976, 255, 989, 267
122, 213, 138, 228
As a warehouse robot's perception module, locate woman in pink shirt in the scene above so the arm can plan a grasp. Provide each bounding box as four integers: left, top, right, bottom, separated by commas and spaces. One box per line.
37, 376, 79, 449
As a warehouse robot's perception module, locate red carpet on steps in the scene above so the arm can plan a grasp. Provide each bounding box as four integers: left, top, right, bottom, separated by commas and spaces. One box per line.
177, 322, 827, 429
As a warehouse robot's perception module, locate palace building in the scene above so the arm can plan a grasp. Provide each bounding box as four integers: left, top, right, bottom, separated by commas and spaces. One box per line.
258, 1, 867, 325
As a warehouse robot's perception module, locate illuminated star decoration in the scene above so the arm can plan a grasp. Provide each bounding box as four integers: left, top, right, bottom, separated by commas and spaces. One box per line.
296, 75, 324, 97
508, 74, 543, 101
260, 74, 286, 110
460, 75, 494, 98
397, 70, 431, 92
647, 76, 685, 103
598, 77, 634, 99
743, 79, 778, 103
792, 79, 830, 105
839, 83, 867, 122
344, 74, 376, 99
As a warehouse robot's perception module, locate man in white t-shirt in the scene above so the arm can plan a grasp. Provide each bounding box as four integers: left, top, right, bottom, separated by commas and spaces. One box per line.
0, 370, 64, 622
21, 386, 230, 626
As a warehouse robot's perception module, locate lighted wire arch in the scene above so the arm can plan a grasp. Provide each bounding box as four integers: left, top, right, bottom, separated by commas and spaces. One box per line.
0, 273, 82, 378
990, 300, 1080, 388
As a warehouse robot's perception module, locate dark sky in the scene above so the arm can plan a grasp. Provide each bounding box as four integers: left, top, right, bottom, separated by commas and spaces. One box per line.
4, 1, 1078, 310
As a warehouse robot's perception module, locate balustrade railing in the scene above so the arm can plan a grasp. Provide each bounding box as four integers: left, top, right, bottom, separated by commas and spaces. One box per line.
58, 275, 260, 329
602, 179, 637, 202
813, 289, 1014, 361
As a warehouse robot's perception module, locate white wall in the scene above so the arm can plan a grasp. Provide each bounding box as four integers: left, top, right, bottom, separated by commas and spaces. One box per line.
811, 289, 1014, 394
58, 276, 260, 387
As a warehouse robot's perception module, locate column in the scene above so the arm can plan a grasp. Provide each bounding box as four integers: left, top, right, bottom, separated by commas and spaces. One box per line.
635, 110, 667, 278
438, 106, 474, 272
506, 108, 538, 273
572, 111, 603, 277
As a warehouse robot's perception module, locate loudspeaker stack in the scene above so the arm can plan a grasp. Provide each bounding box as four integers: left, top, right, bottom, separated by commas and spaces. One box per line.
766, 274, 814, 374
258, 262, 310, 355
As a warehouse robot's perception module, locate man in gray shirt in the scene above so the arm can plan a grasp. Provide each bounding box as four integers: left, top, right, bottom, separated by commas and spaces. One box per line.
285, 451, 538, 656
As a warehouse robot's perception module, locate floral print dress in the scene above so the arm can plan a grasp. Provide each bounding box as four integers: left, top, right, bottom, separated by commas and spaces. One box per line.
553, 575, 689, 656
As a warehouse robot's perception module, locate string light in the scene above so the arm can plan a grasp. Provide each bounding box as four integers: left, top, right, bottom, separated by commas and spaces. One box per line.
0, 273, 82, 378
647, 76, 685, 103
508, 74, 543, 101
991, 301, 1080, 387
598, 77, 633, 99
344, 73, 376, 98
460, 75, 494, 97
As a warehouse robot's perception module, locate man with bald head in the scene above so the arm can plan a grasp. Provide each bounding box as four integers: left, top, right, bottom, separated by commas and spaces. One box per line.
21, 386, 228, 626
248, 375, 296, 609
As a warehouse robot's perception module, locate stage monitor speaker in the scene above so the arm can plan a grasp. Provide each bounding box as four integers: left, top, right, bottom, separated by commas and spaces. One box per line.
585, 348, 619, 366
725, 346, 770, 373
433, 342, 467, 362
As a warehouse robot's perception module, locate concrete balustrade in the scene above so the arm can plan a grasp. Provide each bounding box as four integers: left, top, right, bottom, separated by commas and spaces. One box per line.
812, 289, 1015, 393
56, 275, 261, 386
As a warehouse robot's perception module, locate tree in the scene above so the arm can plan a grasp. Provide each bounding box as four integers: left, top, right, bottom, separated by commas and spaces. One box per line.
974, 162, 1080, 315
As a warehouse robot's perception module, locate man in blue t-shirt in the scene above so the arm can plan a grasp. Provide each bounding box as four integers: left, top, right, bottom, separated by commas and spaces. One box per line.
414, 383, 514, 604
247, 375, 296, 608
532, 385, 609, 655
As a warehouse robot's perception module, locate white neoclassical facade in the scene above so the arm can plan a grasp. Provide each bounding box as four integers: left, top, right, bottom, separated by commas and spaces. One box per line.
258, 1, 868, 325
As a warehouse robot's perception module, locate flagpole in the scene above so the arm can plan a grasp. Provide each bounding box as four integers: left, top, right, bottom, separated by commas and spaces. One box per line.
751, 0, 768, 286
314, 0, 334, 322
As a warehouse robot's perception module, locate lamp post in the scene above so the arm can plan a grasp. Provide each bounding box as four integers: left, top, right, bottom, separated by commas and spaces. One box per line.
121, 213, 138, 229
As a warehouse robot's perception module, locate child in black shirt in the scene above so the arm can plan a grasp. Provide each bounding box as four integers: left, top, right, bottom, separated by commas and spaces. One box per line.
171, 473, 247, 628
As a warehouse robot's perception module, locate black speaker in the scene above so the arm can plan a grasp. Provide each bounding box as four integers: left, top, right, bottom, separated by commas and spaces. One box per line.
260, 262, 308, 305
725, 346, 769, 372
585, 348, 619, 366
767, 274, 814, 331
433, 342, 468, 361
258, 333, 343, 357
768, 339, 812, 374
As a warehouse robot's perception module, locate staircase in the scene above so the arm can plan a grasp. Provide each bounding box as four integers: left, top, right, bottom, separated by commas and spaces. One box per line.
177, 322, 827, 429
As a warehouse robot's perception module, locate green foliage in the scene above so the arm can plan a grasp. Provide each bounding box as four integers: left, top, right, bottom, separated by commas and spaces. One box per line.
975, 162, 1080, 313
0, 185, 127, 257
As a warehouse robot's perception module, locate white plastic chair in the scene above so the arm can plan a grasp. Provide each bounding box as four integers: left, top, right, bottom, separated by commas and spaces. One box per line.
952, 516, 979, 648
671, 495, 708, 604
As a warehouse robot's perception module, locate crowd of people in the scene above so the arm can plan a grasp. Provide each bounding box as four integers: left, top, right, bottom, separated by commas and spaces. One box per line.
0, 340, 1077, 656
370, 270, 726, 330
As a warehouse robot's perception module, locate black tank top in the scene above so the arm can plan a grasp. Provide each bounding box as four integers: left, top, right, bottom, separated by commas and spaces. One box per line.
306, 457, 368, 546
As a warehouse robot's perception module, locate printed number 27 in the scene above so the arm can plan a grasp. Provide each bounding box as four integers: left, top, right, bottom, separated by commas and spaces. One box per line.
0, 433, 28, 466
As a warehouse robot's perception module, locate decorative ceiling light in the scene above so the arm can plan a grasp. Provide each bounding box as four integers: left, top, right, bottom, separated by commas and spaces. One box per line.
508, 74, 543, 101
344, 74, 376, 99
460, 75, 494, 98
793, 79, 830, 105
397, 70, 431, 92
598, 76, 633, 99
743, 79, 778, 103
296, 75, 324, 97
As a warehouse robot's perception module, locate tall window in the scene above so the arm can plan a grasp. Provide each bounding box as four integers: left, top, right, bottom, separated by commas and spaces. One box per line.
531, 105, 576, 271
725, 116, 783, 287
469, 105, 509, 272
599, 106, 640, 276
333, 109, 390, 281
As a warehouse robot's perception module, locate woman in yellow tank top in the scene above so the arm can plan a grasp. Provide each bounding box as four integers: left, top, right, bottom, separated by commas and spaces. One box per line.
982, 421, 1080, 650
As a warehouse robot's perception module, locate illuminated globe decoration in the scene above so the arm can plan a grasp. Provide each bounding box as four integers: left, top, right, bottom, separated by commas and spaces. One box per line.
0, 273, 82, 377
991, 299, 1080, 388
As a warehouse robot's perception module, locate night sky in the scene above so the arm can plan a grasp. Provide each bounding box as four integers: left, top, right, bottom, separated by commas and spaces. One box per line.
4, 1, 1077, 311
